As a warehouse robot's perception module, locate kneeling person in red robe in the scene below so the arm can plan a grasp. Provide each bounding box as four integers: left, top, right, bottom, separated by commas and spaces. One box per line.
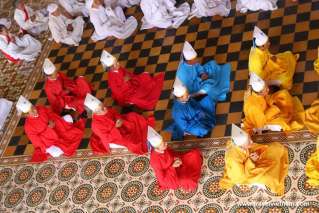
148, 126, 203, 191
100, 50, 164, 110
43, 58, 92, 114
16, 96, 85, 162
84, 94, 153, 155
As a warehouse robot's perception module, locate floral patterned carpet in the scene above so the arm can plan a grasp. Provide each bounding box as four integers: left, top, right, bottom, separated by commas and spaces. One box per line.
0, 139, 318, 213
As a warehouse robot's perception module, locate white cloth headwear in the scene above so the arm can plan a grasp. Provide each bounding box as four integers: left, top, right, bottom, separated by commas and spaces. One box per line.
249, 73, 265, 93
62, 114, 73, 123
182, 41, 197, 60
101, 50, 116, 67
231, 124, 249, 146
43, 58, 56, 75
16, 96, 32, 113
47, 3, 58, 14
173, 77, 187, 97
84, 93, 102, 112
0, 18, 11, 29
86, 0, 94, 9
253, 26, 268, 47
147, 126, 163, 148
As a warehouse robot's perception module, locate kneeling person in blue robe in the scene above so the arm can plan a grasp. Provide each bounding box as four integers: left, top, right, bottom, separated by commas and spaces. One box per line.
167, 77, 216, 140
177, 41, 231, 102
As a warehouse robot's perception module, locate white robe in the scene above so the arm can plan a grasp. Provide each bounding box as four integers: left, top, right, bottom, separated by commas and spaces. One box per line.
190, 0, 231, 18
0, 34, 42, 62
88, 5, 137, 41
49, 14, 84, 46
14, 6, 49, 35
104, 0, 141, 8
58, 0, 89, 17
140, 0, 190, 30
236, 0, 278, 13
0, 98, 12, 131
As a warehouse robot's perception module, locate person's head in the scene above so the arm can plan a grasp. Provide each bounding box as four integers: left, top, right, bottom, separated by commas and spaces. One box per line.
13, 0, 24, 9
43, 58, 57, 78
173, 77, 189, 102
0, 25, 8, 35
16, 95, 37, 116
253, 26, 269, 50
147, 126, 167, 152
182, 41, 197, 62
250, 73, 269, 96
47, 3, 60, 16
84, 94, 104, 114
231, 124, 251, 150
100, 50, 117, 70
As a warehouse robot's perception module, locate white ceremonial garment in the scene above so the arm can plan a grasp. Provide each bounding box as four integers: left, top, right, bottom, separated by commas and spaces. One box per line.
49, 14, 84, 46
140, 0, 190, 30
0, 98, 12, 130
88, 5, 137, 41
190, 0, 231, 18
0, 34, 42, 61
58, 0, 89, 17
14, 6, 49, 35
104, 0, 141, 8
236, 0, 278, 13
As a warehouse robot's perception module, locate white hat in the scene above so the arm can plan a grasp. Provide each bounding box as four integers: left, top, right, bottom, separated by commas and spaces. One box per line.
173, 77, 187, 97
100, 50, 116, 67
231, 124, 249, 146
249, 73, 265, 93
84, 93, 102, 112
47, 3, 58, 14
86, 0, 94, 9
62, 114, 73, 123
147, 126, 163, 148
43, 58, 56, 75
0, 18, 11, 29
182, 41, 197, 61
253, 26, 268, 47
16, 96, 32, 113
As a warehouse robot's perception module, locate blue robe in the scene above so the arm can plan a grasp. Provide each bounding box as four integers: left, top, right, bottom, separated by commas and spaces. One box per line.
176, 60, 231, 101
166, 97, 216, 140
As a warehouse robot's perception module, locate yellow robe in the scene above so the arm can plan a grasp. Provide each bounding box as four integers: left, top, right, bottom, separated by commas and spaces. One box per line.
305, 99, 319, 133
220, 141, 289, 195
249, 47, 297, 90
243, 89, 305, 135
314, 59, 319, 75
305, 137, 319, 186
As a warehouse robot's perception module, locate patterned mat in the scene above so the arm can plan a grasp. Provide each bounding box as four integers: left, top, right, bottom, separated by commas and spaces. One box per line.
0, 140, 318, 213
1, 0, 319, 161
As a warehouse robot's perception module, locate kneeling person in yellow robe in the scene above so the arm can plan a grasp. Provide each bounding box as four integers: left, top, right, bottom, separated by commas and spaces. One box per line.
305, 137, 319, 186
249, 26, 298, 90
243, 73, 304, 135
305, 99, 319, 133
220, 124, 289, 195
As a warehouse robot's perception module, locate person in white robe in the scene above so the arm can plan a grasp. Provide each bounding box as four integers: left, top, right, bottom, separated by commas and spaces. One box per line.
236, 0, 278, 13
86, 0, 138, 41
104, 0, 141, 8
47, 4, 84, 46
0, 23, 42, 62
0, 98, 12, 131
189, 0, 231, 18
13, 0, 49, 36
58, 0, 89, 17
140, 0, 190, 30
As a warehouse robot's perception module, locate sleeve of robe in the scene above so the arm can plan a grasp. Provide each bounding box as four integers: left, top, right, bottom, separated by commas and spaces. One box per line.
248, 47, 267, 79
25, 126, 48, 154
150, 149, 180, 189
14, 7, 39, 30
90, 9, 112, 36
45, 81, 65, 113
58, 72, 76, 91
244, 98, 267, 129
108, 69, 131, 104
49, 16, 72, 44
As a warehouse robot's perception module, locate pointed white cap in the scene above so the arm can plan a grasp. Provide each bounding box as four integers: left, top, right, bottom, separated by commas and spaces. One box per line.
249, 73, 265, 93
16, 96, 32, 113
0, 18, 11, 29
84, 93, 102, 112
43, 58, 56, 75
147, 126, 163, 148
101, 50, 116, 67
231, 124, 249, 146
173, 77, 187, 97
182, 41, 197, 61
62, 114, 73, 123
253, 26, 268, 47
47, 3, 58, 14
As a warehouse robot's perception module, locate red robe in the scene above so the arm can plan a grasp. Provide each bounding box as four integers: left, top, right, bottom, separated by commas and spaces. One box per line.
108, 67, 164, 110
45, 72, 92, 114
24, 106, 84, 162
150, 148, 203, 191
89, 108, 154, 155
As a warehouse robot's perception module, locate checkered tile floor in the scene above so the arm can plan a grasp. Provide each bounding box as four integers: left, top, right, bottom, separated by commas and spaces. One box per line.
3, 0, 319, 157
